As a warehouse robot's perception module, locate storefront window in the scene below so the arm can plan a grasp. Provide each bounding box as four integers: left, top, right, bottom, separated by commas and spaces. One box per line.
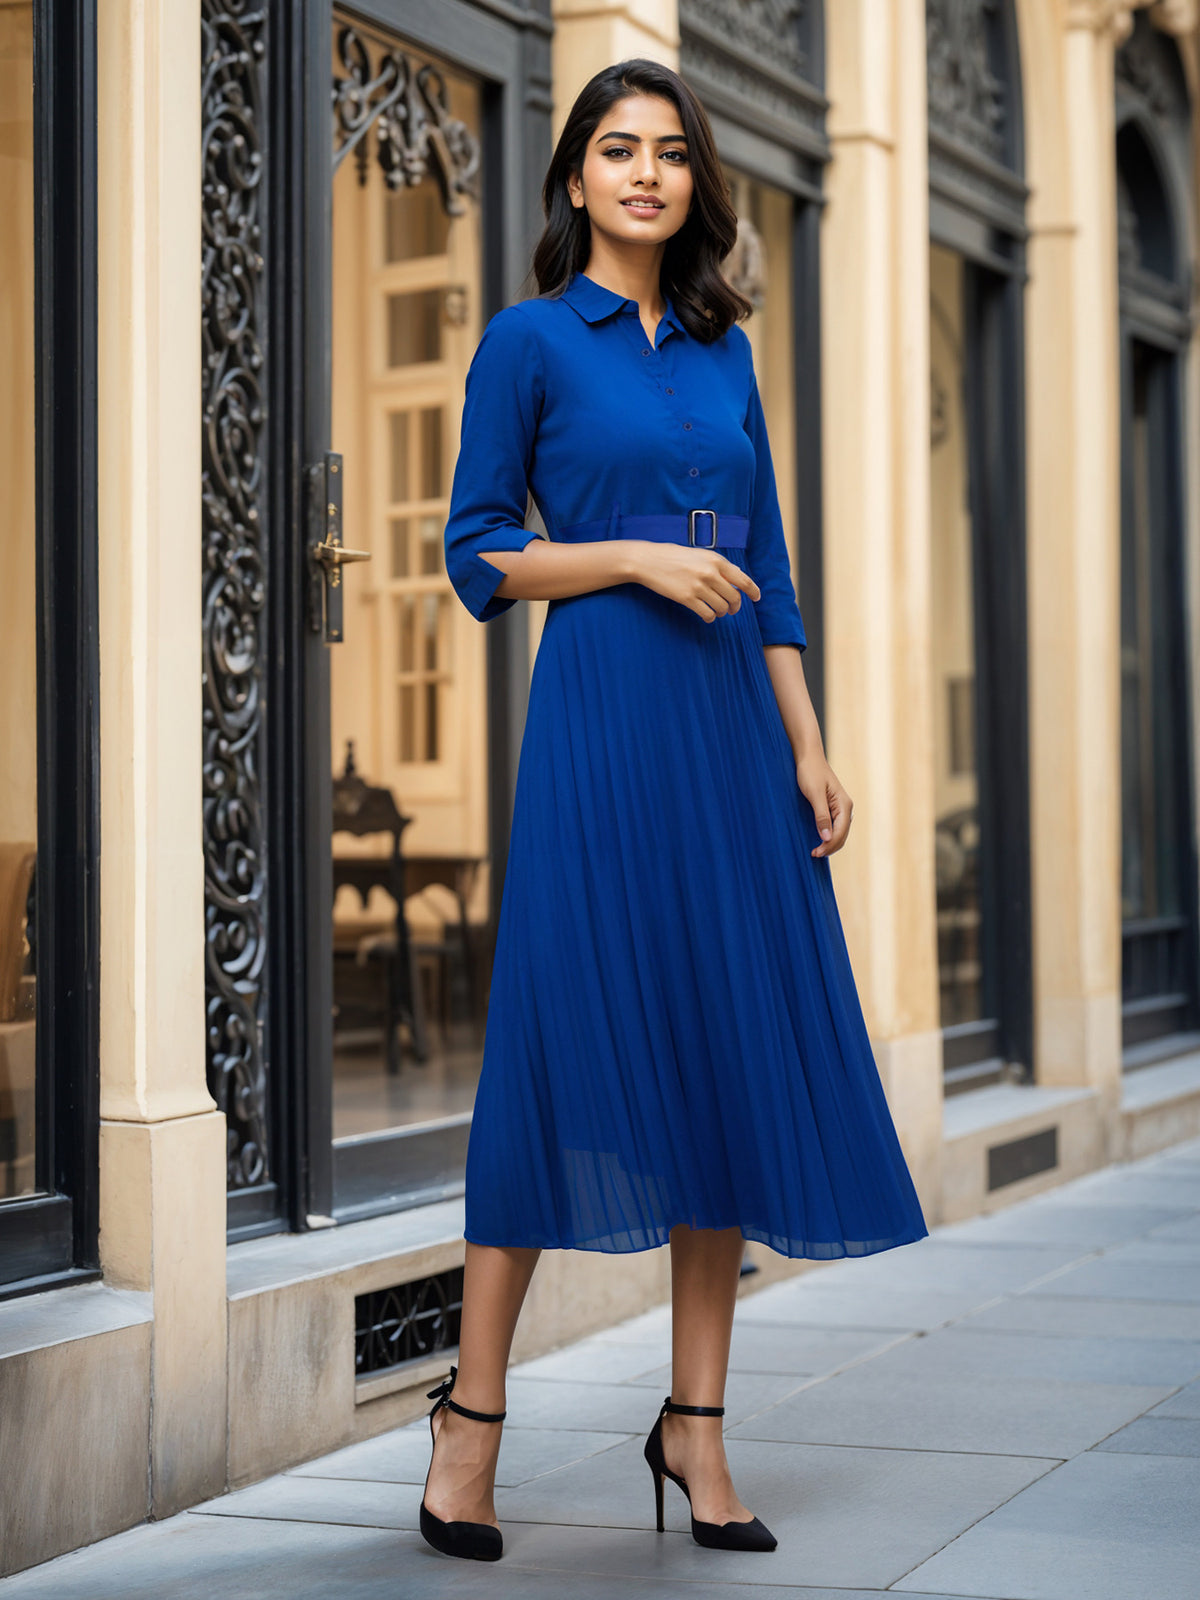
329, 24, 486, 1152
0, 2, 37, 1202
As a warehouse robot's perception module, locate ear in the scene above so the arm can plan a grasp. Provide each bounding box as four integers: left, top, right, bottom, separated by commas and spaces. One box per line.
566, 170, 584, 209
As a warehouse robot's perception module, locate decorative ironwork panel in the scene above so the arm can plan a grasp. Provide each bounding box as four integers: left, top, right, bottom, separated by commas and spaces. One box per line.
355, 1267, 466, 1376
926, 0, 1026, 238
332, 21, 481, 213
926, 0, 1007, 166
683, 0, 809, 80
201, 1, 270, 1191
1116, 10, 1189, 121
678, 0, 828, 175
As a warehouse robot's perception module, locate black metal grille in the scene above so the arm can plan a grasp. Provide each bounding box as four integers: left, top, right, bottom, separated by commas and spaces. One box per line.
987, 1127, 1057, 1192
355, 1267, 465, 1378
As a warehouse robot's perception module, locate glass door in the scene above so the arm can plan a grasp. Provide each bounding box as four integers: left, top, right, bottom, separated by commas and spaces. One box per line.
323, 13, 490, 1218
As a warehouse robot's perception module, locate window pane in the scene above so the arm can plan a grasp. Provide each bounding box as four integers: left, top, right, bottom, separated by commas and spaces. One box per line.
385, 182, 450, 263
389, 411, 409, 503
418, 514, 441, 576
0, 3, 37, 1200
387, 289, 441, 367
418, 407, 443, 497
929, 245, 983, 1031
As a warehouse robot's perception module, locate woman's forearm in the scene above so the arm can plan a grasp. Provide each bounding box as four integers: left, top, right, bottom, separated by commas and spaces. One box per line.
763, 643, 825, 762
479, 538, 643, 602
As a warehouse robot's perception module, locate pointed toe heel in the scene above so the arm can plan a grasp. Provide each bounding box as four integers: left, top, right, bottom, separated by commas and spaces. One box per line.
419, 1365, 506, 1562
643, 1395, 778, 1553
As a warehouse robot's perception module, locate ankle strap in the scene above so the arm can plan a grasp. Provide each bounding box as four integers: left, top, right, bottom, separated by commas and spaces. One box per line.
663, 1395, 725, 1417
426, 1365, 507, 1424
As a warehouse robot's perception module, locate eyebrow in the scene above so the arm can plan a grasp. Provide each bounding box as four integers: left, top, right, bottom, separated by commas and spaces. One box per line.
596, 130, 688, 145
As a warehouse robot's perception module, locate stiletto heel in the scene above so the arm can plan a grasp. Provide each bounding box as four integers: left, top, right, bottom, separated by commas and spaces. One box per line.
419, 1365, 506, 1562
642, 1395, 777, 1552
650, 1462, 665, 1531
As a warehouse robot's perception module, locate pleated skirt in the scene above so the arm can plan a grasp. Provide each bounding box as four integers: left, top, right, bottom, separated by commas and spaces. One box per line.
463, 556, 929, 1258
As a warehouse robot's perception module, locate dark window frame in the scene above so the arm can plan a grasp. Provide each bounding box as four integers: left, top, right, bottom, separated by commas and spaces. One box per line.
0, 0, 100, 1298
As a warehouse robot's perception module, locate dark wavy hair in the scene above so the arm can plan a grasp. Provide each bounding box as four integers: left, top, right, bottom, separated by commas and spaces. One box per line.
527, 59, 751, 343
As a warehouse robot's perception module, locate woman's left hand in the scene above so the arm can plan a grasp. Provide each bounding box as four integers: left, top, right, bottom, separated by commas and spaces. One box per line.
795, 754, 854, 857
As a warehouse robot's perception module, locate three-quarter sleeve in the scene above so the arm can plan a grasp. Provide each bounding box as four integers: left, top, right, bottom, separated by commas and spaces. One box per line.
742, 353, 807, 654
444, 305, 546, 623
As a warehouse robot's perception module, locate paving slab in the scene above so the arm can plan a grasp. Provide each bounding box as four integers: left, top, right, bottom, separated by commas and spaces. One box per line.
960, 1292, 1200, 1340
893, 1451, 1200, 1600
492, 1437, 1052, 1590
789, 1240, 1085, 1296
936, 1201, 1188, 1250
1014, 1253, 1200, 1304
508, 1335, 667, 1385
1147, 1375, 1200, 1417
1091, 1416, 1200, 1455
625, 1322, 908, 1384
502, 1367, 806, 1430
726, 1365, 1168, 1458
287, 1420, 628, 1487
734, 1283, 998, 1331
816, 1322, 1200, 1388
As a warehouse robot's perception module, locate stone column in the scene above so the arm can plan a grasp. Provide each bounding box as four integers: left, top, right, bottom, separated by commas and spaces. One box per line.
550, 0, 680, 139
96, 0, 227, 1515
821, 1, 944, 1212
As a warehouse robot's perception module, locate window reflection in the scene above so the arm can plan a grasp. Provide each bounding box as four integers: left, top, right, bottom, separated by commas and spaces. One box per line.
330, 19, 485, 1148
929, 245, 983, 1030
0, 3, 37, 1200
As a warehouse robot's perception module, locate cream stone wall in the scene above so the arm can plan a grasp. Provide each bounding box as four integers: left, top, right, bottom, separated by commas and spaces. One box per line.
821, 0, 945, 1211
95, 0, 226, 1517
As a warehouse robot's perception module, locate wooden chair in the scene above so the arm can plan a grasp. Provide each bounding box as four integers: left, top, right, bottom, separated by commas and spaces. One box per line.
331, 743, 428, 1072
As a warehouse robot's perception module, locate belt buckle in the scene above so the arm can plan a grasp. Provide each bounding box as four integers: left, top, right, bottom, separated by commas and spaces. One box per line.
688, 508, 718, 548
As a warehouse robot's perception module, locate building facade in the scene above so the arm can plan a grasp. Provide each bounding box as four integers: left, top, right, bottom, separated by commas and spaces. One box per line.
3, 0, 1200, 1576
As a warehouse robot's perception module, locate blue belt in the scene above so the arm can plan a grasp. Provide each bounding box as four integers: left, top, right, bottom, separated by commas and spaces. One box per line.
556, 509, 749, 551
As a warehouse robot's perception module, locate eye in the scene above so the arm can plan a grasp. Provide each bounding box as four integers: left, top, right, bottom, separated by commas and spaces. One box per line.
662, 150, 689, 163
602, 145, 631, 159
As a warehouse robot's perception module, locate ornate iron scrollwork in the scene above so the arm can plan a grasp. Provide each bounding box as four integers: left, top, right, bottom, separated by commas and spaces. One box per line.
926, 0, 1007, 165
682, 0, 808, 79
332, 24, 481, 213
355, 1267, 465, 1376
201, 1, 270, 1191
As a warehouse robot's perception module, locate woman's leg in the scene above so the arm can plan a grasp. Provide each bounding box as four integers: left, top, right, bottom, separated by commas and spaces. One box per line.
661, 1222, 755, 1525
423, 1241, 541, 1527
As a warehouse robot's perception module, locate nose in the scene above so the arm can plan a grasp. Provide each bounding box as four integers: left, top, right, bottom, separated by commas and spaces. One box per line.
633, 150, 660, 187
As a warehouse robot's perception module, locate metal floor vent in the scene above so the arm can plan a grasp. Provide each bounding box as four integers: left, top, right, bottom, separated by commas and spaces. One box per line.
987, 1126, 1058, 1192
355, 1265, 465, 1379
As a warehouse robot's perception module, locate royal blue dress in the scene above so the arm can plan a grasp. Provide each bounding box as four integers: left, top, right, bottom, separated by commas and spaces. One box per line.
443, 270, 928, 1258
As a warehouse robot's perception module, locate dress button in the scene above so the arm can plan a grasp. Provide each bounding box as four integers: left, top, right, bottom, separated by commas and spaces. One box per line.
642, 348, 650, 356
683, 422, 692, 431
689, 467, 699, 478
665, 387, 675, 395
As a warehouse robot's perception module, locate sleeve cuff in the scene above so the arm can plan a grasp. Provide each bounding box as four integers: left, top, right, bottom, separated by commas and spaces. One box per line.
459, 534, 544, 623
753, 606, 807, 652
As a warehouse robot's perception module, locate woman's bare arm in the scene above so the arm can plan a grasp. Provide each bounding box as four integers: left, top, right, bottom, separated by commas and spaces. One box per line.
763, 644, 853, 858
480, 539, 759, 622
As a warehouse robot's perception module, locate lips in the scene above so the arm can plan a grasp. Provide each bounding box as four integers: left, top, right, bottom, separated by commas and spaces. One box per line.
622, 198, 664, 211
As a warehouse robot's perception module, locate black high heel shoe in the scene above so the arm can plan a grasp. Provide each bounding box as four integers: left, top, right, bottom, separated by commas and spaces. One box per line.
419, 1365, 506, 1562
643, 1395, 778, 1552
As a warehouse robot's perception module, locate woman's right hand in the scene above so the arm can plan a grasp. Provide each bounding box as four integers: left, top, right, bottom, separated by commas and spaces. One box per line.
625, 540, 761, 622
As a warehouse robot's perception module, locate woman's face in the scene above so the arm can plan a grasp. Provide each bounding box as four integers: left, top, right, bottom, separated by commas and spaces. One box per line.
567, 92, 693, 249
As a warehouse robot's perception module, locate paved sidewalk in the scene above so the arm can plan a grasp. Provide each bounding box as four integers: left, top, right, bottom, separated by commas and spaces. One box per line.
4, 1139, 1200, 1600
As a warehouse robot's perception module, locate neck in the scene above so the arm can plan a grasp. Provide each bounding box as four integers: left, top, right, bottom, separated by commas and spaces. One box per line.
580, 239, 666, 316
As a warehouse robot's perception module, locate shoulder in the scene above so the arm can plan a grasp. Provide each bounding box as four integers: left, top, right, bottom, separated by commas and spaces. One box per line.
468, 302, 550, 396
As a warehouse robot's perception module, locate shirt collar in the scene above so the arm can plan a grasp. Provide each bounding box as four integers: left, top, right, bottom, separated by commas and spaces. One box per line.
560, 271, 684, 341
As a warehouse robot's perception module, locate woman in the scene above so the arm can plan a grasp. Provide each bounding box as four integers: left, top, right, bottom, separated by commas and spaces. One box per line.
420, 57, 928, 1564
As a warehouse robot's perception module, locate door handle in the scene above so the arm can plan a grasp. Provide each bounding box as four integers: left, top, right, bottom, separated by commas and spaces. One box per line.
308, 451, 371, 642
